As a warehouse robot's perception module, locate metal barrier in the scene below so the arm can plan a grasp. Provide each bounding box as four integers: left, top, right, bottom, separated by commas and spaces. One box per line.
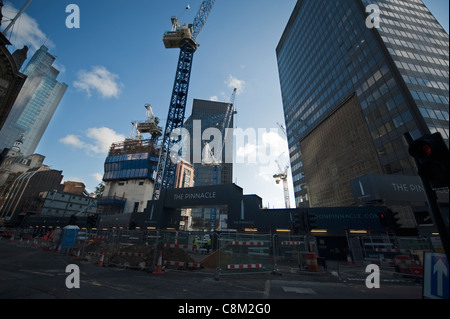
7, 227, 434, 278
216, 233, 275, 276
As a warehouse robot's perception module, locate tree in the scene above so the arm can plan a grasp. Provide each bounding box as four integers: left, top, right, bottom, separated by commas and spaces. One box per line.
94, 182, 105, 198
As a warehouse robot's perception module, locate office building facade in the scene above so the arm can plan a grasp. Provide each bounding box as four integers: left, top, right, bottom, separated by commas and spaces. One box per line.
0, 45, 68, 156
277, 0, 449, 208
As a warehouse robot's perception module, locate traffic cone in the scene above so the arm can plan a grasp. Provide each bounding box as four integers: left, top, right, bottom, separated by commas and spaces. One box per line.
98, 252, 105, 267
76, 249, 81, 259
8, 235, 14, 243
18, 238, 23, 245
347, 254, 354, 265
153, 252, 164, 274
56, 243, 62, 253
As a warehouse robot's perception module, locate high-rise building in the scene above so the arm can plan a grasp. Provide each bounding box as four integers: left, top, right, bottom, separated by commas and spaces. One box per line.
276, 0, 449, 209
0, 45, 68, 156
183, 98, 234, 186
98, 105, 162, 216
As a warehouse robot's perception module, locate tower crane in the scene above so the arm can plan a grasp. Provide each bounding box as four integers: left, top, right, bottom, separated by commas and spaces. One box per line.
152, 1, 215, 201
274, 122, 291, 209
274, 159, 291, 209
201, 88, 237, 231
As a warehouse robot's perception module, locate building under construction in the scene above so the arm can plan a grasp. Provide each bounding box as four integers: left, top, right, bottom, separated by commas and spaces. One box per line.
97, 105, 162, 217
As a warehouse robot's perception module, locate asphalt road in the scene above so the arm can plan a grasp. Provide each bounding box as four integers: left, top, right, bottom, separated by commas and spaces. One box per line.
0, 238, 425, 302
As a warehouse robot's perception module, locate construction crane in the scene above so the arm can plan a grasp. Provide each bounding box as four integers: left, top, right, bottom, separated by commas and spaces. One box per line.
2, 0, 33, 36
202, 88, 237, 179
274, 160, 291, 209
152, 0, 215, 201
201, 88, 237, 231
274, 122, 291, 209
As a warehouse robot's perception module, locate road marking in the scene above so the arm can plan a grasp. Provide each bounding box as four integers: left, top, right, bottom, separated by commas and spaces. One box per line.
282, 286, 317, 294
263, 280, 270, 299
20, 270, 54, 277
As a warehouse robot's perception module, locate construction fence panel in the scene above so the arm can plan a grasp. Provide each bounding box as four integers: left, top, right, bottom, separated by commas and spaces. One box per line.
217, 233, 275, 276
274, 235, 309, 265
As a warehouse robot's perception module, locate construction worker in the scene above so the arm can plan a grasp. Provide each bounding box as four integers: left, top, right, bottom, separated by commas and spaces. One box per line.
193, 236, 199, 253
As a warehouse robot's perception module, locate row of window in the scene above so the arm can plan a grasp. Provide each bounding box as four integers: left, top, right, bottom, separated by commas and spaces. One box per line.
402, 74, 449, 91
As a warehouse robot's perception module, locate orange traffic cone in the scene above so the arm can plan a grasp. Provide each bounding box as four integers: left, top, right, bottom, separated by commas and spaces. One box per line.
347, 254, 354, 265
98, 252, 105, 267
76, 249, 81, 259
153, 252, 164, 274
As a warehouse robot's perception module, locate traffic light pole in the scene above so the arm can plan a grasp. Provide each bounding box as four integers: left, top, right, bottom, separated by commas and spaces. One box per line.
404, 133, 449, 261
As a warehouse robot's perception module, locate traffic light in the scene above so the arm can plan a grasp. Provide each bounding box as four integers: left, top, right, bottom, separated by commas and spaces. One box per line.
92, 214, 99, 227
378, 211, 388, 228
408, 133, 449, 188
88, 214, 99, 228
293, 212, 300, 234
307, 211, 317, 230
387, 210, 400, 231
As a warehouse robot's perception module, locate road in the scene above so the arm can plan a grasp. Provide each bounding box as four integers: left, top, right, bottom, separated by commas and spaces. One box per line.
0, 238, 425, 301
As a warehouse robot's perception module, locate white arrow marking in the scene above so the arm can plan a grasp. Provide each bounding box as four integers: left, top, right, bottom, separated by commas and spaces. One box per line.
433, 258, 448, 297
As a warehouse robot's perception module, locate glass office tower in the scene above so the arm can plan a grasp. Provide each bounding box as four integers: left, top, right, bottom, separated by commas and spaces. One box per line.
276, 0, 449, 208
0, 45, 68, 156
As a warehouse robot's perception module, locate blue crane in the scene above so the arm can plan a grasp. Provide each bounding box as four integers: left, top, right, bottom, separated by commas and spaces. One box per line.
152, 1, 216, 201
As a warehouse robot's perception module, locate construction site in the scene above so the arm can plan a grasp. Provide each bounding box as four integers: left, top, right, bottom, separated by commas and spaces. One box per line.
1, 1, 446, 290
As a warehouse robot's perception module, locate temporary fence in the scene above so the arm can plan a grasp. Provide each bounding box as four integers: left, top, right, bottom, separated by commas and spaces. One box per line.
273, 235, 319, 270
4, 227, 435, 278
213, 233, 275, 276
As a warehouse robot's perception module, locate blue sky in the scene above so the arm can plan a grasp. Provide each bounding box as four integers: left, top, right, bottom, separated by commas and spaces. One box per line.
2, 0, 449, 208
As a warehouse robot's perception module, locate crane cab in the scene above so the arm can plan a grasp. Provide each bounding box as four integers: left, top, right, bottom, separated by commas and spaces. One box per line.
163, 17, 195, 49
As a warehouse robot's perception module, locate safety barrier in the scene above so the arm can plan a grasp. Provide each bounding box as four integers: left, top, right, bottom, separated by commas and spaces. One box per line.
10, 228, 433, 278
214, 233, 275, 276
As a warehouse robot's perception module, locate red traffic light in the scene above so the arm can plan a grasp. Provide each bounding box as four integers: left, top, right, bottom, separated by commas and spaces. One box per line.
408, 133, 448, 160
408, 133, 449, 188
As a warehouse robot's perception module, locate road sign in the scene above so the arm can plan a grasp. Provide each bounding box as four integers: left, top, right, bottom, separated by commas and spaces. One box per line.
423, 252, 449, 299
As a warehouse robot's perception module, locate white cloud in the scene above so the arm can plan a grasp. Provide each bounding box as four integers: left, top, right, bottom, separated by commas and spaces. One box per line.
85, 127, 125, 153
91, 173, 104, 183
2, 2, 55, 52
60, 127, 126, 155
73, 66, 123, 99
210, 95, 218, 102
59, 135, 85, 149
235, 129, 288, 165
226, 75, 246, 95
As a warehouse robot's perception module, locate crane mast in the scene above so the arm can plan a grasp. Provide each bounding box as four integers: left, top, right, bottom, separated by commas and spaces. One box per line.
153, 1, 215, 201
